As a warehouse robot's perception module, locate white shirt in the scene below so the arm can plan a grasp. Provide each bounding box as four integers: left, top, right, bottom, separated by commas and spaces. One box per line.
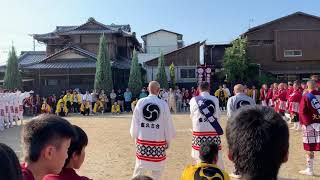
227, 93, 256, 118
82, 94, 92, 102
130, 94, 176, 171
189, 91, 221, 159
110, 92, 117, 100
161, 91, 169, 102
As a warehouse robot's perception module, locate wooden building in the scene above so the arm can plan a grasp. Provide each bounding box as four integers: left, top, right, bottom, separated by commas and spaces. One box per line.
244, 12, 320, 81
204, 44, 232, 69
17, 17, 141, 95
144, 42, 201, 87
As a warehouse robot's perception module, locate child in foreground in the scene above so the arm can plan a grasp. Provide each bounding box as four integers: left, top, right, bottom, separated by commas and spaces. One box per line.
21, 114, 75, 180
0, 143, 23, 180
44, 125, 91, 180
181, 142, 230, 180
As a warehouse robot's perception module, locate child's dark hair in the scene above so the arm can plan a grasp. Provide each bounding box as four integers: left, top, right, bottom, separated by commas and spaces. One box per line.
226, 106, 289, 180
22, 114, 75, 162
64, 125, 88, 167
0, 143, 23, 180
199, 141, 219, 163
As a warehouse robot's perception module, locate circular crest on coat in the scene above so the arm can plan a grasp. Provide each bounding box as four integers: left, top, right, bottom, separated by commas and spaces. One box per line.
194, 167, 225, 180
143, 103, 160, 122
236, 100, 251, 109
310, 97, 320, 111
203, 99, 216, 115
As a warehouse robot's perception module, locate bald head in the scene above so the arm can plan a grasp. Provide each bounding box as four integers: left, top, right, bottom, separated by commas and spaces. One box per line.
234, 84, 244, 94
148, 81, 160, 95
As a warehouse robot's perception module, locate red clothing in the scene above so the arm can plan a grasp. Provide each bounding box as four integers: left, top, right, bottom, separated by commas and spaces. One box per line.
288, 89, 302, 114
266, 88, 273, 106
194, 89, 200, 96
259, 88, 267, 101
44, 168, 92, 180
274, 89, 287, 113
272, 88, 279, 111
21, 163, 35, 180
183, 92, 192, 101
299, 90, 320, 126
272, 88, 278, 101
286, 87, 294, 100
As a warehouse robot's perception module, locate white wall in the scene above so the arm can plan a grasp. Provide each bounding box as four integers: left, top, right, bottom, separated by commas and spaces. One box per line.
145, 31, 178, 54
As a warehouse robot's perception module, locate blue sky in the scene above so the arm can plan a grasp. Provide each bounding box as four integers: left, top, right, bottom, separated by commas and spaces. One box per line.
0, 0, 319, 64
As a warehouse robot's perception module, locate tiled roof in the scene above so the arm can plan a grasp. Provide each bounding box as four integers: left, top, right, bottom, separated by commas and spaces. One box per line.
23, 60, 97, 69
57, 29, 117, 35
34, 18, 132, 40
141, 29, 183, 38
23, 58, 131, 70
245, 12, 320, 35
18, 51, 46, 66
0, 65, 6, 73
18, 46, 131, 70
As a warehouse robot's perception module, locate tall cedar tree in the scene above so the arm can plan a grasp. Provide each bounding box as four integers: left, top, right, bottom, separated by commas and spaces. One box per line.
156, 52, 168, 89
94, 34, 113, 93
128, 49, 142, 97
4, 46, 22, 90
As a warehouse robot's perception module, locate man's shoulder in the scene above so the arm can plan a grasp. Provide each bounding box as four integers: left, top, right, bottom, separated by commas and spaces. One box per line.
138, 96, 164, 104
201, 93, 218, 100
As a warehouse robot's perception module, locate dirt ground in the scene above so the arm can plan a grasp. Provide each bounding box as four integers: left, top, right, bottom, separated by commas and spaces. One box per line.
0, 113, 320, 180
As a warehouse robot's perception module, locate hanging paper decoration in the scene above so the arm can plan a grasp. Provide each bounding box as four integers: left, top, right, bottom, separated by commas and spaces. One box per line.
197, 65, 213, 85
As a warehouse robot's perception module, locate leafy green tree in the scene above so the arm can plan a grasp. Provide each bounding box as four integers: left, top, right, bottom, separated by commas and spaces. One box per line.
223, 36, 248, 83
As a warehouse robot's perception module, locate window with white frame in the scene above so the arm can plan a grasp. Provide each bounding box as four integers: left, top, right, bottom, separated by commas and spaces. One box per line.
284, 50, 302, 57
180, 69, 196, 79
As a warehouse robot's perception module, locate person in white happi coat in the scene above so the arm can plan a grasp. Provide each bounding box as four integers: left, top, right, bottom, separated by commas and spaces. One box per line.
168, 88, 177, 113
189, 82, 224, 169
227, 84, 256, 179
17, 91, 33, 120
130, 81, 176, 180
9, 93, 18, 126
3, 93, 12, 128
161, 89, 169, 103
14, 92, 20, 121
0, 94, 5, 131
227, 84, 256, 118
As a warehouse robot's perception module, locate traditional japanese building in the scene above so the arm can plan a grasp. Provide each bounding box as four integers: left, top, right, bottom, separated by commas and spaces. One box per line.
244, 12, 320, 81
143, 42, 202, 88
18, 17, 141, 95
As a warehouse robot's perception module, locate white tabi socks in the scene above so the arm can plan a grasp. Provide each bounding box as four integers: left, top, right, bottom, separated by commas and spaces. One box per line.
299, 157, 314, 176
